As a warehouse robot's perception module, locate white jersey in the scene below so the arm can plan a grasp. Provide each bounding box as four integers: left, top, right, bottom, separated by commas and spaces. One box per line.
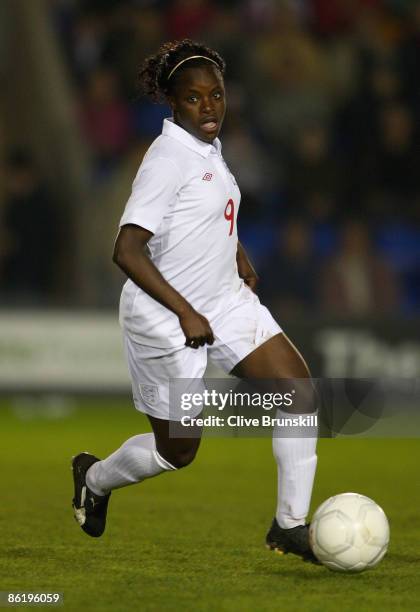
119, 118, 241, 348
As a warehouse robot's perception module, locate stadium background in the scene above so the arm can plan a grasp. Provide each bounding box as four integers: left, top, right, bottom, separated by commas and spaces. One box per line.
0, 0, 419, 391
0, 2, 419, 611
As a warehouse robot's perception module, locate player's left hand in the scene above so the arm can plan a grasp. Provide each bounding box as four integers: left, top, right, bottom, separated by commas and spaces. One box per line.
242, 274, 258, 292
237, 241, 259, 293
238, 260, 259, 292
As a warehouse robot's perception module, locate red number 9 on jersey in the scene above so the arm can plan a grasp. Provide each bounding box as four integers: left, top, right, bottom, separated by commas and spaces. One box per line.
224, 199, 235, 236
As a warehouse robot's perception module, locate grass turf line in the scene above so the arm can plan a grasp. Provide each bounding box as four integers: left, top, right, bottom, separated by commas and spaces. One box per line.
0, 399, 419, 612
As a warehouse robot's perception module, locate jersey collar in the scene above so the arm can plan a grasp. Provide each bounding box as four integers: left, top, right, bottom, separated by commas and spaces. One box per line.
162, 118, 222, 157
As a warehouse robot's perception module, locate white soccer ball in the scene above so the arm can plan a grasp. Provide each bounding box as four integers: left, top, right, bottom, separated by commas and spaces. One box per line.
309, 493, 390, 572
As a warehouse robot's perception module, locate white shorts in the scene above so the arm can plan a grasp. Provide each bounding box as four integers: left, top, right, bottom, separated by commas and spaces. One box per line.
123, 283, 282, 420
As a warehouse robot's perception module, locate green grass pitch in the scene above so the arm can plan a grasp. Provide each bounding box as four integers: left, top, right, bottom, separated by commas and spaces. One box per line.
0, 398, 419, 612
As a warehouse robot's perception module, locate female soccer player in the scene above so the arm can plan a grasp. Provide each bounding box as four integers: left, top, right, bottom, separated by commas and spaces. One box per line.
72, 40, 318, 562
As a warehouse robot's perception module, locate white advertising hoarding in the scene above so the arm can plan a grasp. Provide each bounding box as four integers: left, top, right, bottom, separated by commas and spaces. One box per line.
0, 311, 130, 392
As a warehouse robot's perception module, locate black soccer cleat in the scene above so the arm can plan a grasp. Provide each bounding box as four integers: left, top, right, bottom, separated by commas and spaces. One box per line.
72, 452, 111, 538
266, 518, 320, 563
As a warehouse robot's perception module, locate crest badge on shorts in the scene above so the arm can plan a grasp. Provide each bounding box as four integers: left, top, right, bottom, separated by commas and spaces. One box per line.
139, 384, 159, 406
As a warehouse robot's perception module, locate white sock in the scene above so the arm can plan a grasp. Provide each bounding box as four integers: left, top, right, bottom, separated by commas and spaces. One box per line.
86, 433, 176, 496
272, 409, 318, 529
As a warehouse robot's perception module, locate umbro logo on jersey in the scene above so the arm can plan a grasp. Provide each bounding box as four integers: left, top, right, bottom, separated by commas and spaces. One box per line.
202, 173, 213, 181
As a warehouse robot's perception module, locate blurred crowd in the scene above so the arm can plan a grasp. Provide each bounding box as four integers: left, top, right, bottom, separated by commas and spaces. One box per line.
1, 0, 419, 316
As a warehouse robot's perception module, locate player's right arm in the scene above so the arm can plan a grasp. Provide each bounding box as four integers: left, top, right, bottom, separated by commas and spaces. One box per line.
113, 224, 214, 348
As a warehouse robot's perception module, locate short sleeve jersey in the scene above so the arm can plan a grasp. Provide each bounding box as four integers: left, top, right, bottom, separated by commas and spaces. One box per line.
119, 118, 242, 347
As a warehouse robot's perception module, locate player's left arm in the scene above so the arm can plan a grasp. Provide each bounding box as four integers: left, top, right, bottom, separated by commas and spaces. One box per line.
236, 241, 259, 292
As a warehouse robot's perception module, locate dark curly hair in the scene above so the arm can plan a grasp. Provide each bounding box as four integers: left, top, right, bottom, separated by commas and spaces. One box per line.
139, 39, 226, 103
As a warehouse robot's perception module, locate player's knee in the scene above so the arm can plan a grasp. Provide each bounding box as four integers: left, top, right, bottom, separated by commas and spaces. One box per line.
282, 378, 318, 414
160, 446, 199, 469
172, 447, 198, 468
297, 382, 318, 414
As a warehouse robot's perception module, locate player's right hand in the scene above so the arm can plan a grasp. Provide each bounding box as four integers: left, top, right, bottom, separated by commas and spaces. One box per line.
179, 309, 215, 349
